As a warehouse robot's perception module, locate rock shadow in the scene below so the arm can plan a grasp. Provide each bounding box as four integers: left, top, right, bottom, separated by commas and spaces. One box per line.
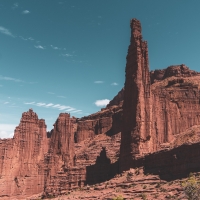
86, 147, 119, 185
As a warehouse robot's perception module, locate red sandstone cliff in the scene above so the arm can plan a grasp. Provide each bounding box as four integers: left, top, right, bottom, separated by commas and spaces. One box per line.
0, 109, 48, 198
120, 19, 152, 171
1, 18, 200, 199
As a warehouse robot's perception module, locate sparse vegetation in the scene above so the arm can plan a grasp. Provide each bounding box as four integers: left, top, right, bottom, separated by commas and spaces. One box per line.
182, 174, 200, 200
139, 192, 147, 200
112, 195, 124, 200
143, 185, 147, 189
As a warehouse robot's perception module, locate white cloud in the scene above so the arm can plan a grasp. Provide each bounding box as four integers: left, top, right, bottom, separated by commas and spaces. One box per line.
57, 95, 66, 98
34, 45, 45, 49
52, 104, 61, 108
24, 102, 35, 105
70, 110, 82, 113
0, 26, 15, 37
28, 37, 34, 40
19, 36, 27, 40
65, 108, 75, 112
0, 75, 23, 82
58, 106, 71, 110
36, 103, 46, 106
50, 45, 60, 50
23, 101, 81, 113
19, 36, 34, 41
111, 82, 118, 86
0, 85, 2, 87
0, 124, 17, 139
94, 81, 104, 84
12, 3, 19, 10
62, 53, 73, 57
22, 10, 30, 14
45, 103, 54, 107
4, 102, 9, 104
48, 92, 55, 94
95, 99, 110, 107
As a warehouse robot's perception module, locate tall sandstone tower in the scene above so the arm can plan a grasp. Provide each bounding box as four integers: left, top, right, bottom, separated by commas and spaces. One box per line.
120, 19, 152, 171
0, 109, 48, 197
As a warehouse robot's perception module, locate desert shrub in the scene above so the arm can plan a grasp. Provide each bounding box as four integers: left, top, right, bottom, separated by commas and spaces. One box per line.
182, 175, 200, 200
139, 192, 147, 200
112, 195, 124, 200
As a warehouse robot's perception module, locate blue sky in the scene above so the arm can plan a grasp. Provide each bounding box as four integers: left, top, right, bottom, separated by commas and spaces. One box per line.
1, 0, 200, 138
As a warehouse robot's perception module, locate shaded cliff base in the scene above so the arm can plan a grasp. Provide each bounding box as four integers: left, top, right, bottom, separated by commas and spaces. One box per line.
25, 169, 199, 200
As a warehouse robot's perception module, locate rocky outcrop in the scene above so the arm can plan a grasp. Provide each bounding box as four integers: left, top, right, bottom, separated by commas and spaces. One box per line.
76, 103, 123, 142
0, 109, 48, 198
150, 64, 200, 84
44, 113, 86, 197
120, 19, 152, 171
106, 88, 124, 108
150, 76, 200, 152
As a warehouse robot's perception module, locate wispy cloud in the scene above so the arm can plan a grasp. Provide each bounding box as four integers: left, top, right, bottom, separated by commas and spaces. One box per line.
48, 92, 55, 95
57, 95, 66, 98
12, 3, 19, 10
94, 99, 110, 107
50, 45, 60, 50
71, 110, 82, 113
19, 36, 34, 41
61, 53, 73, 57
34, 45, 45, 49
4, 102, 9, 104
0, 26, 15, 37
0, 85, 2, 87
0, 75, 24, 82
94, 81, 104, 84
24, 102, 80, 112
24, 102, 35, 105
111, 82, 118, 86
22, 10, 30, 14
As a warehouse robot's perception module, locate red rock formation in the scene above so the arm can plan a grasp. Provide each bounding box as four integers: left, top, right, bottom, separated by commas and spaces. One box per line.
150, 64, 200, 84
151, 76, 200, 152
106, 88, 124, 108
76, 103, 123, 142
44, 113, 86, 197
2, 18, 200, 199
120, 19, 152, 171
0, 109, 48, 198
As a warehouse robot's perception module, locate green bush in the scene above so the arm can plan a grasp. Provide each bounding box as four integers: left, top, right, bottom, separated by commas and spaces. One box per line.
182, 175, 200, 200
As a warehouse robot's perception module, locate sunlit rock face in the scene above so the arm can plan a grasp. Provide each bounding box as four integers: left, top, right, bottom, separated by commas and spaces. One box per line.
1, 18, 200, 199
120, 19, 152, 171
119, 19, 200, 172
0, 109, 48, 198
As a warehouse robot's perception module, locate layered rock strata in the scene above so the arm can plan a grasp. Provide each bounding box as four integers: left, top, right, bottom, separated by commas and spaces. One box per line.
0, 109, 48, 198
44, 113, 86, 197
76, 101, 123, 142
120, 19, 152, 171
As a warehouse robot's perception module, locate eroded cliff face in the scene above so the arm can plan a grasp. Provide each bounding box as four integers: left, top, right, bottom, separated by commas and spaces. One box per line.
1, 18, 200, 199
120, 19, 152, 171
0, 109, 48, 198
119, 19, 200, 172
151, 75, 200, 151
76, 100, 123, 143
44, 113, 86, 197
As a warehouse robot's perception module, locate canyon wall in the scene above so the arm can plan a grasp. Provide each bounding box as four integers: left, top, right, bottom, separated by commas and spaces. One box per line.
1, 18, 200, 199
76, 101, 123, 142
119, 19, 200, 172
0, 109, 48, 198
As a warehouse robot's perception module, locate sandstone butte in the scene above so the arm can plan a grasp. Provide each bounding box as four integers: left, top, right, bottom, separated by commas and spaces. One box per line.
1, 19, 200, 199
